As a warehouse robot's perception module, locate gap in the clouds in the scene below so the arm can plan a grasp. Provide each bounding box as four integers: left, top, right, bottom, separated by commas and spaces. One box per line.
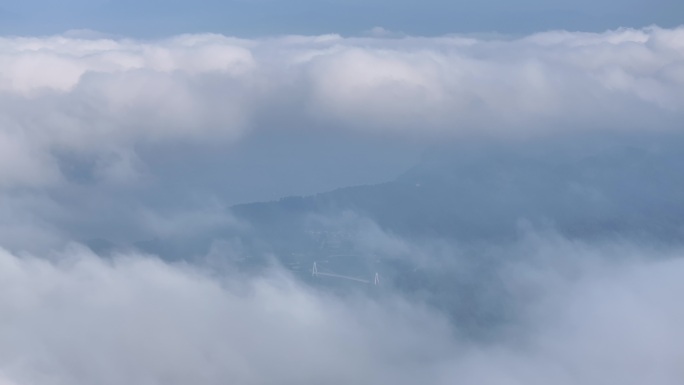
137, 127, 426, 206
64, 128, 684, 342
9, 127, 684, 352
42, 129, 684, 261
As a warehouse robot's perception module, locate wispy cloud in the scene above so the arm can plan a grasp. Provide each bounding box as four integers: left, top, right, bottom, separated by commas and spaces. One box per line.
1, 236, 683, 384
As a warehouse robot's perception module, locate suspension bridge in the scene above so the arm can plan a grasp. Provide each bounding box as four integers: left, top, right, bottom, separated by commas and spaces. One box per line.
311, 262, 380, 286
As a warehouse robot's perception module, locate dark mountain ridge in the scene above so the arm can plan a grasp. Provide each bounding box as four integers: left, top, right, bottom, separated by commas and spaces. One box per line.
232, 140, 684, 244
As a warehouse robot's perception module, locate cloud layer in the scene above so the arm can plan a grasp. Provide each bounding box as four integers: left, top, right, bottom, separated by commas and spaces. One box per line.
1, 237, 684, 385
0, 27, 683, 187
1, 27, 684, 384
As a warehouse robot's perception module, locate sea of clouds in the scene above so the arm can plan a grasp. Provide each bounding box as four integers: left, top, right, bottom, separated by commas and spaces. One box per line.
1, 26, 684, 384
0, 26, 683, 186
2, 237, 684, 384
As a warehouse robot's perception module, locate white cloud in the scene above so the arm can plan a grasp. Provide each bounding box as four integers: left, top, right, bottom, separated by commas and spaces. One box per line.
0, 27, 682, 187
1, 27, 683, 384
0, 246, 452, 385
0, 237, 683, 384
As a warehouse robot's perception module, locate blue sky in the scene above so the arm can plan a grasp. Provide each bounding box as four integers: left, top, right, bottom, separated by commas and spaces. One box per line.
0, 0, 681, 36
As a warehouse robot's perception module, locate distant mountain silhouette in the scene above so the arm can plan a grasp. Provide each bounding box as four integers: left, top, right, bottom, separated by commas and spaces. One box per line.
116, 137, 684, 337
232, 139, 684, 244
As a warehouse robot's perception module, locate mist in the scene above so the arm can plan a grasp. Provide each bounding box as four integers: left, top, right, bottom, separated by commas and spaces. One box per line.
1, 235, 684, 384
1, 26, 684, 384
